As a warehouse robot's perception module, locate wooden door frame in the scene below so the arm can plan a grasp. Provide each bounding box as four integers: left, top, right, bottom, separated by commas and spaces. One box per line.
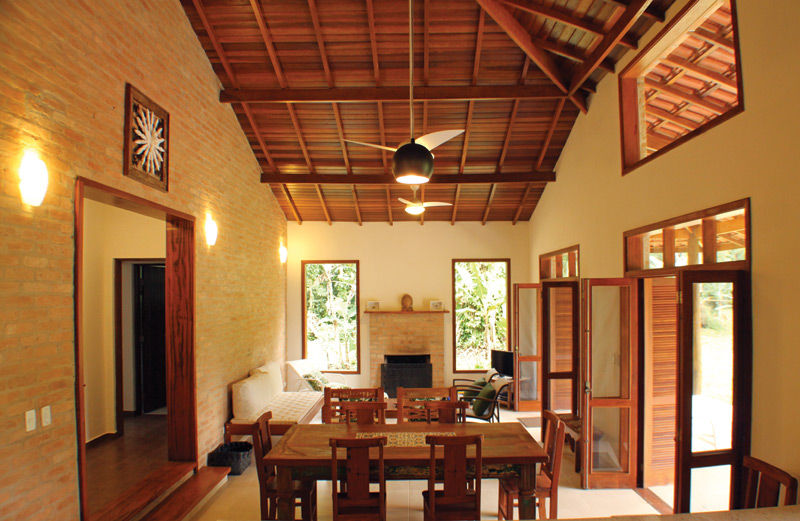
114, 258, 166, 432
581, 277, 639, 489
74, 177, 197, 520
541, 279, 580, 423
675, 269, 752, 513
513, 283, 542, 412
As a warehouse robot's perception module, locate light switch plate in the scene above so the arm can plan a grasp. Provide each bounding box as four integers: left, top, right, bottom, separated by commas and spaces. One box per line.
25, 409, 36, 432
41, 406, 52, 427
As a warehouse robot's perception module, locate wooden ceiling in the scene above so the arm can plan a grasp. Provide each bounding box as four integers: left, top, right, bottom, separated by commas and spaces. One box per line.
181, 0, 676, 224
643, 0, 738, 154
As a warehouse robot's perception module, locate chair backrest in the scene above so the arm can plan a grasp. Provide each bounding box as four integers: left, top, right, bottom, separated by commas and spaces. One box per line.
396, 386, 457, 423
323, 387, 385, 423
330, 437, 387, 521
743, 455, 798, 507
423, 400, 468, 424
425, 434, 482, 519
250, 411, 275, 521
338, 401, 387, 425
538, 410, 566, 519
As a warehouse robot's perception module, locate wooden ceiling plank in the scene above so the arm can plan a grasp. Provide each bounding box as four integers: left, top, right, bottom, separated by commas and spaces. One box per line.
219, 84, 566, 103
497, 99, 520, 172
535, 39, 615, 73
662, 56, 737, 89
692, 27, 735, 51
481, 184, 497, 225
423, 0, 430, 85
646, 105, 701, 131
249, 0, 288, 88
451, 184, 462, 225
603, 0, 666, 22
332, 103, 352, 176
569, 0, 654, 95
499, 0, 606, 37
280, 184, 303, 223
286, 104, 315, 174
192, 0, 277, 175
472, 9, 486, 85
512, 182, 534, 224
314, 184, 332, 225
377, 102, 389, 173
536, 97, 566, 169
307, 0, 332, 86
365, 0, 381, 84
459, 101, 475, 174
351, 185, 363, 226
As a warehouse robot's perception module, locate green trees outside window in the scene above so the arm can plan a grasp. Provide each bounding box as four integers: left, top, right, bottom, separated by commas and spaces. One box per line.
303, 261, 359, 372
453, 260, 509, 371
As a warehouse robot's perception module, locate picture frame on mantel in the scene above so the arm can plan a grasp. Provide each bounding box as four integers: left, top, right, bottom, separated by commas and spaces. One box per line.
123, 83, 169, 192
429, 300, 444, 311
366, 300, 380, 312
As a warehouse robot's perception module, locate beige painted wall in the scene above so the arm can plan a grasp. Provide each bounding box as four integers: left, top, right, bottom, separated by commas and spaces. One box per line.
528, 0, 800, 475
287, 222, 531, 386
81, 199, 165, 441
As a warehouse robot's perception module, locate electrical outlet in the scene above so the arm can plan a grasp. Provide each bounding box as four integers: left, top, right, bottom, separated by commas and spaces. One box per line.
41, 406, 52, 427
25, 409, 36, 432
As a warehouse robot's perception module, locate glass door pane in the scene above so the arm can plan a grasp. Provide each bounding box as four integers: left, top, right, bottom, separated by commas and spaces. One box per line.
541, 281, 579, 425
514, 284, 541, 412
591, 407, 631, 473
690, 465, 732, 513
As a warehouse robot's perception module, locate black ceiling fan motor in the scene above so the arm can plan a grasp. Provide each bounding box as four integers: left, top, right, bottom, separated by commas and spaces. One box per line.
392, 141, 434, 180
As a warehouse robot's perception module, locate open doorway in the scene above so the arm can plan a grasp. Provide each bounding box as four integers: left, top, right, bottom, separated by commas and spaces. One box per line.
74, 178, 198, 520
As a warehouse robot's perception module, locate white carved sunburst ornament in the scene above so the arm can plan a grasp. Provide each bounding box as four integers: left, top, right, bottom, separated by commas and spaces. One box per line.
132, 103, 165, 178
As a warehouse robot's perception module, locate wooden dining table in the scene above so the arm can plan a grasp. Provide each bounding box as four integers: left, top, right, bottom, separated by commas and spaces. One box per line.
264, 421, 547, 519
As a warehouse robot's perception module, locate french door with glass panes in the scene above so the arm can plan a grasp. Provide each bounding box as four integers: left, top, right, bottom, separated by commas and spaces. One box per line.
581, 278, 639, 489
513, 283, 541, 412
675, 270, 751, 513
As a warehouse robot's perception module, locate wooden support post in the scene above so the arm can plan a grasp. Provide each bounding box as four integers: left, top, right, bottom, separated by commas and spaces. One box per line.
663, 227, 676, 268
702, 218, 717, 264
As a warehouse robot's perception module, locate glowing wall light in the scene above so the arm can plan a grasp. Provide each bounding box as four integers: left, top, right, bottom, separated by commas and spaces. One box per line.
279, 242, 288, 263
19, 149, 49, 206
204, 214, 218, 246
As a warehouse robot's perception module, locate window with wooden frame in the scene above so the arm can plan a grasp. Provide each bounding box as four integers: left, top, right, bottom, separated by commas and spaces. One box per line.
302, 261, 360, 373
452, 259, 510, 372
539, 245, 579, 280
619, 0, 743, 173
624, 199, 749, 277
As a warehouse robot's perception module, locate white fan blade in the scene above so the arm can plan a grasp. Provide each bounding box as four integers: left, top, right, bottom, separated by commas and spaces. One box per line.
422, 201, 453, 208
344, 139, 397, 152
398, 197, 415, 205
415, 129, 465, 151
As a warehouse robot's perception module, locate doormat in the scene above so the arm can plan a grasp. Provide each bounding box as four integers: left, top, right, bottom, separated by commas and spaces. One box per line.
518, 417, 541, 428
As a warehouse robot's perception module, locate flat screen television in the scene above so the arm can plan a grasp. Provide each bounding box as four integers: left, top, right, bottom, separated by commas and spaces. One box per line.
491, 349, 514, 378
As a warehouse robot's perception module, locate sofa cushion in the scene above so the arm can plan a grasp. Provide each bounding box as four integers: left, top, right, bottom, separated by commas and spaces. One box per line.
461, 378, 486, 400
230, 391, 323, 424
249, 360, 284, 393
472, 382, 497, 417
232, 373, 280, 421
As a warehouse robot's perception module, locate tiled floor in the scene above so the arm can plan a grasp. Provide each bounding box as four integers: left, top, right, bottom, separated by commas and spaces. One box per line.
189, 409, 659, 521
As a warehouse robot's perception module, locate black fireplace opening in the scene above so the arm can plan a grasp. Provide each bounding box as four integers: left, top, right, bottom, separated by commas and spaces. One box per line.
381, 354, 432, 398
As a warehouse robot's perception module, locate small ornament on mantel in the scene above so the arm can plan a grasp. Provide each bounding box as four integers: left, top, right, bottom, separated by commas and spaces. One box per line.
400, 293, 413, 311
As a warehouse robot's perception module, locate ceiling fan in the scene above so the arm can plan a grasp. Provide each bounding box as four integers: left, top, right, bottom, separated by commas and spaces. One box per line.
344, 0, 464, 185
398, 184, 452, 215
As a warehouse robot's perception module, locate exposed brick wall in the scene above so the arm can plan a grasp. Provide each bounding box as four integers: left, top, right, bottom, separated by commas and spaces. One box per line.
0, 2, 286, 519
367, 313, 446, 388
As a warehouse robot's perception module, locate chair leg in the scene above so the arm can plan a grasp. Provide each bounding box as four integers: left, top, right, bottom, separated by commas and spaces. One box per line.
267, 497, 276, 520
538, 497, 547, 520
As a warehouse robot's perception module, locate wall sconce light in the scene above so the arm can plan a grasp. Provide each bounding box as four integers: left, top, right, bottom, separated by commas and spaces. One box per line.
19, 149, 49, 207
205, 214, 218, 246
279, 242, 288, 263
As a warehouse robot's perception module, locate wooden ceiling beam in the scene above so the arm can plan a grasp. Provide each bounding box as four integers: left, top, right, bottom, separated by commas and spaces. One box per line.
261, 171, 555, 184
568, 0, 653, 95
644, 78, 727, 114
192, 0, 277, 173
351, 185, 363, 225
279, 184, 302, 223
602, 0, 666, 22
220, 84, 566, 103
496, 99, 520, 172
286, 105, 315, 173
249, 0, 287, 88
481, 183, 497, 225
459, 9, 485, 176
536, 97, 566, 169
365, 0, 380, 84
662, 56, 737, 90
512, 182, 534, 224
691, 27, 735, 51
451, 185, 461, 225
646, 105, 701, 132
385, 186, 393, 225
536, 39, 615, 73
314, 184, 332, 225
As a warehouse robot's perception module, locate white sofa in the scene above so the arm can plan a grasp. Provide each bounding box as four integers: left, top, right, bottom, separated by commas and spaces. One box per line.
226, 360, 323, 436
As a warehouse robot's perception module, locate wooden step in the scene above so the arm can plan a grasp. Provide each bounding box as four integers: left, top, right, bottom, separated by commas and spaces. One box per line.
90, 461, 196, 521
141, 466, 230, 521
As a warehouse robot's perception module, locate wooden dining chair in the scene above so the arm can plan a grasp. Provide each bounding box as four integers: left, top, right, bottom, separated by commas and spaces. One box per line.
251, 412, 318, 521
498, 410, 565, 520
396, 387, 458, 423
423, 434, 483, 521
338, 401, 388, 425
323, 387, 385, 424
743, 455, 798, 507
423, 400, 468, 424
330, 437, 387, 521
